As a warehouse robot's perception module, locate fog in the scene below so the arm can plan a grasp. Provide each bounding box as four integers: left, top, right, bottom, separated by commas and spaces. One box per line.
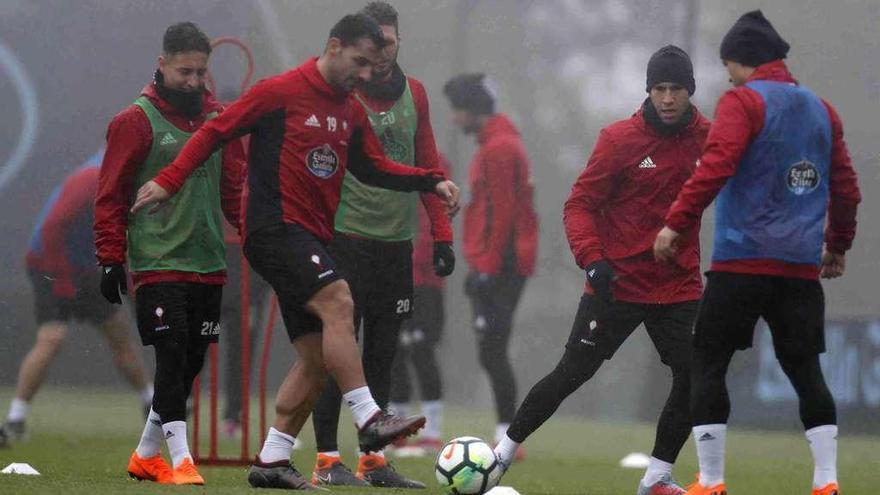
1, 0, 878, 431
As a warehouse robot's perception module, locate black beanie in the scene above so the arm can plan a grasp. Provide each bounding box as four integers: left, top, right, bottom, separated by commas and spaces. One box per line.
720, 10, 789, 67
646, 45, 695, 95
443, 73, 495, 115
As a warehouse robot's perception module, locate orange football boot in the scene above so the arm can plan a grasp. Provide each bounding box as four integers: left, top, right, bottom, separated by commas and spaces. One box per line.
684, 478, 727, 495
127, 451, 173, 484
171, 457, 205, 485
812, 482, 840, 495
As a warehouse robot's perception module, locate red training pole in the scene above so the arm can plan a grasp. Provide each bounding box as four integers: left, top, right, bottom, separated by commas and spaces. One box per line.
240, 252, 252, 461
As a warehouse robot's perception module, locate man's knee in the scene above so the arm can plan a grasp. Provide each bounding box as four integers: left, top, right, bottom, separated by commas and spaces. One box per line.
477, 339, 504, 369
410, 340, 435, 364
308, 281, 354, 325
556, 347, 604, 389
35, 324, 68, 353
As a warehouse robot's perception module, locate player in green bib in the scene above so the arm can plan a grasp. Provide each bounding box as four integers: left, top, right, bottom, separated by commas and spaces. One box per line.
309, 2, 455, 489
94, 22, 245, 485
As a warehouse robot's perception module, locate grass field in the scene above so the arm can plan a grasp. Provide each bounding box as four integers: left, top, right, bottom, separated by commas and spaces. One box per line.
0, 388, 877, 495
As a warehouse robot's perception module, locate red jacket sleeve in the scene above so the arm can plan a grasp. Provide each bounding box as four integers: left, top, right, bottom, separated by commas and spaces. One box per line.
42, 168, 99, 296
665, 88, 762, 233
95, 106, 152, 265
821, 100, 861, 254
475, 142, 519, 274
154, 79, 285, 194
347, 102, 445, 192
411, 80, 453, 243
219, 137, 246, 233
563, 129, 618, 268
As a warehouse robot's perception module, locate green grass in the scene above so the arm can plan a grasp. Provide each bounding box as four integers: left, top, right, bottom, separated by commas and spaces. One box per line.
0, 388, 877, 494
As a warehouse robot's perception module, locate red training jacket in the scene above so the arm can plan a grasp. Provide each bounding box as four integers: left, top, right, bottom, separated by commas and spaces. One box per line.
94, 83, 246, 289
413, 154, 453, 288
565, 106, 710, 304
352, 76, 453, 243
665, 60, 861, 280
463, 114, 538, 277
27, 161, 101, 298
152, 58, 445, 245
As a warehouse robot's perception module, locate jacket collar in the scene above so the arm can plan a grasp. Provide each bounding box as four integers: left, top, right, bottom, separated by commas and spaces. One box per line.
746, 59, 798, 85
633, 102, 703, 137
141, 79, 221, 119
477, 113, 519, 145
300, 57, 350, 102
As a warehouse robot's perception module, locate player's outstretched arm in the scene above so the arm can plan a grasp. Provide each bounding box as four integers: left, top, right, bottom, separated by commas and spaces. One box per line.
132, 78, 282, 214
346, 124, 459, 211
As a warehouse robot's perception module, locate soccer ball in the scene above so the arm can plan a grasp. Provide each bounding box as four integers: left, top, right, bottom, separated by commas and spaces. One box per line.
435, 436, 502, 495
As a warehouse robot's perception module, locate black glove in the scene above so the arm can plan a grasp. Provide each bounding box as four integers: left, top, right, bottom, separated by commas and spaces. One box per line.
433, 242, 456, 277
100, 264, 128, 304
585, 260, 615, 301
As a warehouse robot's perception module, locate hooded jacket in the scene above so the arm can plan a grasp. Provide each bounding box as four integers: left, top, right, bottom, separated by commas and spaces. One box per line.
565, 105, 710, 303
463, 114, 538, 277
665, 60, 860, 280
94, 82, 246, 288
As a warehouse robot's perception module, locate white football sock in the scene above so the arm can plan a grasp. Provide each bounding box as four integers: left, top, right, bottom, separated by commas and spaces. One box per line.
342, 386, 381, 429
7, 398, 29, 422
641, 456, 673, 487
389, 401, 412, 418
258, 427, 296, 464
135, 408, 164, 458
493, 433, 520, 468
139, 384, 154, 407
422, 400, 443, 440
806, 425, 838, 488
163, 421, 192, 468
494, 423, 510, 444
693, 424, 726, 487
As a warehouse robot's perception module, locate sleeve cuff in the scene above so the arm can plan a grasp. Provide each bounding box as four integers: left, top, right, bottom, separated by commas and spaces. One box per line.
153, 173, 180, 195
577, 251, 604, 270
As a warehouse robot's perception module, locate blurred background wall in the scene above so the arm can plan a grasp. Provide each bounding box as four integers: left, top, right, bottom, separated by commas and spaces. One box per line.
0, 0, 877, 431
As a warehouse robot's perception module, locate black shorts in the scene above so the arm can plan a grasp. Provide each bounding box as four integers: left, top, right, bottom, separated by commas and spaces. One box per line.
243, 224, 343, 342
693, 271, 825, 357
30, 270, 116, 326
329, 233, 414, 325
402, 286, 444, 346
135, 282, 222, 346
565, 295, 698, 367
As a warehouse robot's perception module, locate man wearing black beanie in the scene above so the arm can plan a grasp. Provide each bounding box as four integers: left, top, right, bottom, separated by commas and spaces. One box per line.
443, 73, 539, 461
655, 10, 860, 495
493, 46, 710, 495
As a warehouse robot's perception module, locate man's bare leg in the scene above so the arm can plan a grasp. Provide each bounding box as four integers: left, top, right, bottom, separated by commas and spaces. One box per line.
2, 322, 68, 441
305, 281, 425, 452
13, 322, 68, 403
247, 334, 327, 489
271, 333, 328, 437
305, 280, 366, 393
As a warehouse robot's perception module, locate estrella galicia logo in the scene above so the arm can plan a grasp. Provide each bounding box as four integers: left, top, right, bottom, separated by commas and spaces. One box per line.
306, 144, 340, 178
787, 160, 820, 195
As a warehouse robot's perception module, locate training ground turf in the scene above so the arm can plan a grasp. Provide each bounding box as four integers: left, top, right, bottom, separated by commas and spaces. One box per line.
0, 388, 877, 494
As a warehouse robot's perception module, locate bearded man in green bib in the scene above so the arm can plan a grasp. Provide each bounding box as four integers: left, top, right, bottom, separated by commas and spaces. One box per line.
94, 22, 245, 486
309, 2, 455, 489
